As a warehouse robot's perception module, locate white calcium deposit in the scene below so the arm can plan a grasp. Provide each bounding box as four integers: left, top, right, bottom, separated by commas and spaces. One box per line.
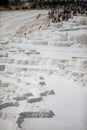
0, 10, 87, 130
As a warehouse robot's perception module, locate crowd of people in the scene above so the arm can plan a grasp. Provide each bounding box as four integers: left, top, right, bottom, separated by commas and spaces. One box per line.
48, 2, 87, 22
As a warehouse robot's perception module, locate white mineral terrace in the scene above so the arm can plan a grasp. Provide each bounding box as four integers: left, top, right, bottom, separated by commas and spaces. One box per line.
0, 10, 87, 130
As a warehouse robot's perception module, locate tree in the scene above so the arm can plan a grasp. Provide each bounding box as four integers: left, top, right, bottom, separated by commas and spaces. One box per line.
0, 0, 9, 5
8, 0, 20, 4
8, 0, 15, 4
15, 0, 20, 3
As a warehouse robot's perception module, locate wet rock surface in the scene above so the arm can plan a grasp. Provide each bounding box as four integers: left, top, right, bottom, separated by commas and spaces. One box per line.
0, 102, 19, 110
40, 90, 55, 96
14, 93, 33, 101
0, 65, 5, 71
16, 110, 55, 128
39, 81, 46, 86
27, 97, 42, 103
0, 82, 9, 87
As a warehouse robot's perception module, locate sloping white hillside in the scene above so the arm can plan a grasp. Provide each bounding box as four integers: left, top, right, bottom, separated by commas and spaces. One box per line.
0, 10, 87, 130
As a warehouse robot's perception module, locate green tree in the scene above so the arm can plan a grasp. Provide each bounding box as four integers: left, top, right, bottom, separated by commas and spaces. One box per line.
15, 0, 20, 3
0, 0, 9, 5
